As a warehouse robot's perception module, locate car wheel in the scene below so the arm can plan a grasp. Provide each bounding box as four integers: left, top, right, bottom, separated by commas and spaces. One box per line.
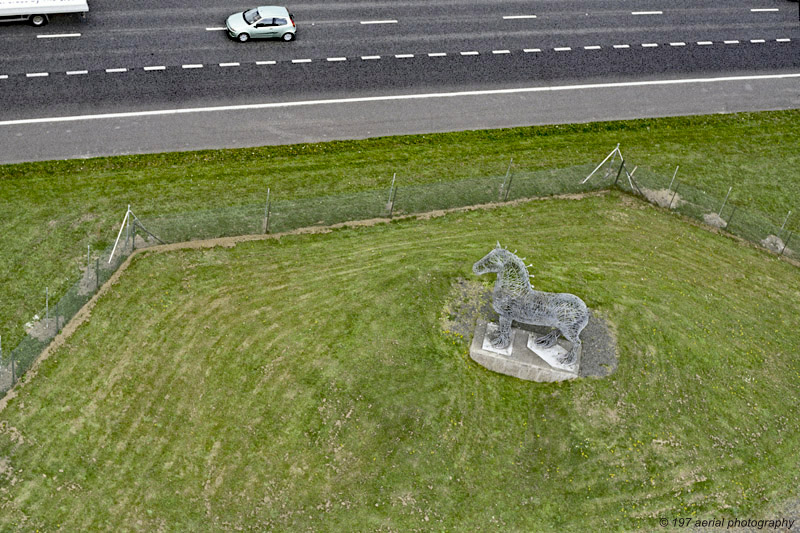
30, 14, 47, 26
237, 33, 250, 42
281, 32, 295, 42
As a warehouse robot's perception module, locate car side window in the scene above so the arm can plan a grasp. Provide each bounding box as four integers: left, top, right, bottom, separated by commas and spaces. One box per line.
256, 18, 275, 27
274, 18, 287, 26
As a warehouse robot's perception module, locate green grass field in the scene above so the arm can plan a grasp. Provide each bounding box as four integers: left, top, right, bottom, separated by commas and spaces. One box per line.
1, 193, 798, 531
1, 110, 799, 351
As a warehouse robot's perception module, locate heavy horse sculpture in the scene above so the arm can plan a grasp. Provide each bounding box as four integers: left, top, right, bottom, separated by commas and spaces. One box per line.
473, 243, 589, 370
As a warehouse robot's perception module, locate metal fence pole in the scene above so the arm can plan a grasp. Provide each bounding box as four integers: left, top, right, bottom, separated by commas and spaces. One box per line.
389, 186, 398, 219
387, 174, 396, 205
780, 210, 792, 235
87, 244, 91, 272
668, 182, 681, 210
500, 158, 513, 201
668, 165, 679, 192
726, 206, 738, 229
780, 231, 793, 256
46, 286, 49, 321
718, 187, 732, 216
263, 188, 271, 234
613, 159, 625, 187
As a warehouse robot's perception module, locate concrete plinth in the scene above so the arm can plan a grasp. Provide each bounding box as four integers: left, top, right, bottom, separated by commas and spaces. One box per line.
469, 322, 578, 382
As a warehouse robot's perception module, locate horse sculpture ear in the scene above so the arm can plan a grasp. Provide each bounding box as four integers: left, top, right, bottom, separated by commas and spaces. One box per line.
495, 241, 502, 249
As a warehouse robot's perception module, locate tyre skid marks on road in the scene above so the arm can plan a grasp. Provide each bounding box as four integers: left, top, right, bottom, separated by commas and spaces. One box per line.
3, 38, 794, 80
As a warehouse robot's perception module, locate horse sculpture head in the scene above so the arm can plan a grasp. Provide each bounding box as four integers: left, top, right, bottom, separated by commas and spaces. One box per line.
472, 242, 510, 276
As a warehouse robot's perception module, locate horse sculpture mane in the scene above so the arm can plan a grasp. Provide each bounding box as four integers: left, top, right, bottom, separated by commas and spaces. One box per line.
472, 243, 589, 371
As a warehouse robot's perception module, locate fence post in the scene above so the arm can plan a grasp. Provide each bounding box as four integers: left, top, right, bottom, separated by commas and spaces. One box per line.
125, 204, 131, 249
718, 187, 732, 217
668, 165, 679, 192
500, 158, 513, 201
46, 286, 49, 322
668, 182, 681, 210
387, 174, 396, 206
726, 206, 738, 229
96, 258, 100, 291
613, 159, 625, 187
389, 186, 398, 219
263, 188, 271, 234
780, 231, 793, 256
56, 300, 60, 333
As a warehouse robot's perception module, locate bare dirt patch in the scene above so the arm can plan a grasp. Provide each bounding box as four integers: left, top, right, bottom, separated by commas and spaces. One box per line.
704, 212, 727, 229
24, 318, 58, 342
641, 187, 683, 209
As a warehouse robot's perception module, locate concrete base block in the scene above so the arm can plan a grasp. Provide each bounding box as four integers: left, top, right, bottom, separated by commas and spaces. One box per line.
469, 322, 578, 382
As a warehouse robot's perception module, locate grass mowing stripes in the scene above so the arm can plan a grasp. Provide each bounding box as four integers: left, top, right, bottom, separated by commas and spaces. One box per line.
1, 111, 799, 352
0, 193, 798, 530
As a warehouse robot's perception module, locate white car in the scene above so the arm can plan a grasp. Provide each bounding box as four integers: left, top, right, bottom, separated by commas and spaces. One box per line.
226, 6, 296, 42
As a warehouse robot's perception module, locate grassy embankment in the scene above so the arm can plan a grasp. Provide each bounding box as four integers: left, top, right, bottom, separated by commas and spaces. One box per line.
0, 192, 798, 530
1, 110, 799, 350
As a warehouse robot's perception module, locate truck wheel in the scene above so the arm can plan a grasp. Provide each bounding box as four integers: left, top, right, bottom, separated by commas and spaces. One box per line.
30, 14, 48, 26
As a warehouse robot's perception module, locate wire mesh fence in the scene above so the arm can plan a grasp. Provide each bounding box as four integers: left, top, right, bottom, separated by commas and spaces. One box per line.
0, 151, 795, 397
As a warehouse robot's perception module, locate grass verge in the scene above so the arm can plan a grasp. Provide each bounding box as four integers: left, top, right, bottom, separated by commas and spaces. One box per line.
0, 193, 798, 531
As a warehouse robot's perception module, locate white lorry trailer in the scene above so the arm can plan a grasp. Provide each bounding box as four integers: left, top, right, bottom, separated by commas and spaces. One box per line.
0, 0, 88, 27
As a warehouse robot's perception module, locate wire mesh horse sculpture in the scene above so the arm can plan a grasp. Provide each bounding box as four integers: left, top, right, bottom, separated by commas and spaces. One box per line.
472, 243, 589, 370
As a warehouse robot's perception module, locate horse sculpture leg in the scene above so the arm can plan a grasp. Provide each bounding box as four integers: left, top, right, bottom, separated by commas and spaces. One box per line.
533, 329, 560, 349
557, 330, 581, 369
490, 315, 513, 349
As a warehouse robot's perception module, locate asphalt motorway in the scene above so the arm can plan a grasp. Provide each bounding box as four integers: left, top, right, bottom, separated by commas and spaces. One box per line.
1, 0, 799, 162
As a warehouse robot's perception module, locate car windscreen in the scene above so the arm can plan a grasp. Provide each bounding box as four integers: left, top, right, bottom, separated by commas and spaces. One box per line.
243, 8, 262, 24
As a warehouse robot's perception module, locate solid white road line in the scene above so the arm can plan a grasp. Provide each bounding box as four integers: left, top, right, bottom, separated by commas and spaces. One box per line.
4, 72, 800, 127
503, 15, 537, 19
751, 8, 779, 12
256, 61, 276, 65
360, 20, 397, 24
219, 62, 240, 67
632, 11, 662, 15
105, 68, 127, 73
182, 64, 203, 69
37, 33, 81, 39
66, 70, 88, 75
292, 59, 312, 63
327, 57, 347, 61
144, 65, 166, 71
26, 72, 48, 77
460, 51, 479, 55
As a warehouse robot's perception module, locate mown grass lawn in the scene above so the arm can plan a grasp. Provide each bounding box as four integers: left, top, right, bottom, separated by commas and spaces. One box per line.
1, 111, 799, 350
1, 193, 798, 531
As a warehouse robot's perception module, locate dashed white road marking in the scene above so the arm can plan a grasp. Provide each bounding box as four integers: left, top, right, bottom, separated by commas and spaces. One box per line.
632, 11, 662, 15
292, 59, 312, 63
584, 45, 601, 50
37, 33, 81, 39
326, 57, 347, 62
750, 8, 779, 12
776, 38, 791, 43
503, 15, 537, 19
395, 54, 414, 58
0, 75, 8, 80
724, 40, 740, 44
697, 41, 713, 45
256, 60, 276, 65
523, 48, 541, 53
642, 43, 658, 48
26, 72, 49, 77
219, 62, 240, 67
7, 72, 800, 127
492, 49, 510, 54
105, 68, 127, 73
361, 55, 381, 60
182, 64, 203, 69
460, 51, 479, 56
360, 20, 397, 24
66, 70, 88, 75
670, 42, 686, 47
144, 65, 166, 71
613, 44, 630, 49
554, 47, 571, 51
750, 39, 766, 43
205, 27, 226, 31
428, 52, 447, 57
